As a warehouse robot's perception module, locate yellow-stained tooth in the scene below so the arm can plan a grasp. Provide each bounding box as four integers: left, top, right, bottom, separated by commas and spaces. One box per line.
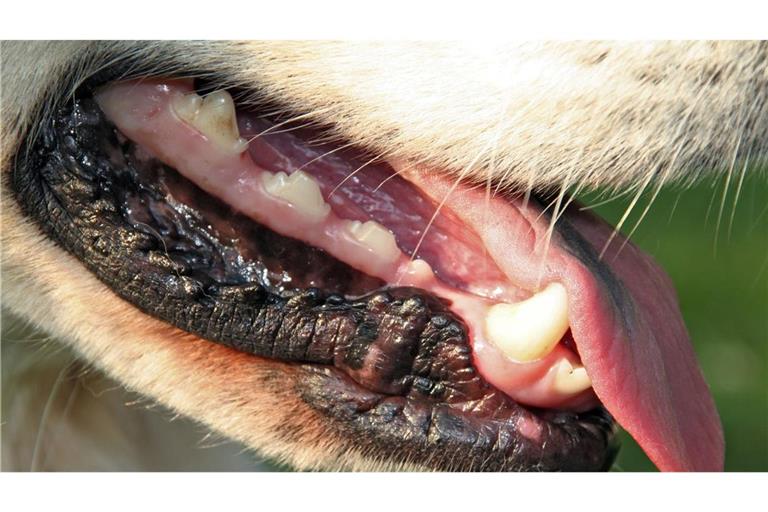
552, 359, 592, 395
171, 92, 202, 123
171, 90, 247, 155
484, 282, 570, 362
262, 170, 331, 221
346, 220, 400, 262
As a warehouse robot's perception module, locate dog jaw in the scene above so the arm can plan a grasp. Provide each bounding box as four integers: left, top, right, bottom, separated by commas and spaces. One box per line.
1, 40, 764, 470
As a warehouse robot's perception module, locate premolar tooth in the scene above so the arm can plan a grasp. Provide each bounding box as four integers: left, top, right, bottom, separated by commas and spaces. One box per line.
552, 359, 592, 394
484, 282, 570, 362
262, 170, 331, 220
171, 92, 202, 123
346, 220, 400, 262
172, 90, 247, 154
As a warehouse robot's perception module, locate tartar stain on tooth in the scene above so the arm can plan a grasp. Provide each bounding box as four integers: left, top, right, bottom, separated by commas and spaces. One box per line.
262, 170, 332, 220
171, 89, 248, 155
346, 219, 400, 263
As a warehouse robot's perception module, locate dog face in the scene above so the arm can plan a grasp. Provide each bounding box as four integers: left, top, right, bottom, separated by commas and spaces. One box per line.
2, 41, 766, 471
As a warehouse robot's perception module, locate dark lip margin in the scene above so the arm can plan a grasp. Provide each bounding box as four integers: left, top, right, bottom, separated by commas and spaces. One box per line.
9, 76, 620, 471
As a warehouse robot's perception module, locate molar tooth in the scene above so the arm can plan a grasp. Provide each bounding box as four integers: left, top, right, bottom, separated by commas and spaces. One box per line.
552, 359, 592, 395
175, 90, 247, 154
346, 220, 400, 262
484, 282, 570, 363
262, 170, 331, 220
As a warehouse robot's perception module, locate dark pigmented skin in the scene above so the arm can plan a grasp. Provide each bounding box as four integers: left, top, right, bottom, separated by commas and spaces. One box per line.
12, 96, 619, 471
533, 193, 638, 341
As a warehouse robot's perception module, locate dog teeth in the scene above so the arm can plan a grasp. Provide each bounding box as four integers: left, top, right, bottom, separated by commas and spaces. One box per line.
171, 90, 248, 154
345, 220, 400, 262
552, 359, 592, 394
262, 170, 331, 220
484, 282, 570, 362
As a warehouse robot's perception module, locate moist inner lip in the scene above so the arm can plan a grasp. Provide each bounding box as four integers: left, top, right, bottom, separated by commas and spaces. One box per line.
96, 78, 599, 412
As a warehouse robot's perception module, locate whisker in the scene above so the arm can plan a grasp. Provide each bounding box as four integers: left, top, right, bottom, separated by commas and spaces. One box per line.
373, 163, 415, 192
292, 141, 357, 174
713, 134, 742, 256
601, 79, 708, 260
728, 149, 751, 241
30, 360, 73, 471
329, 152, 385, 198
262, 120, 318, 136
536, 175, 572, 288
406, 141, 493, 275
482, 88, 514, 278
613, 136, 687, 258
666, 190, 683, 226
598, 171, 654, 260
244, 109, 332, 144
578, 188, 634, 211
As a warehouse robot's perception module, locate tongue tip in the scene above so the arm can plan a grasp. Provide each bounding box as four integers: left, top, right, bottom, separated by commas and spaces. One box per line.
588, 359, 725, 472
654, 397, 725, 472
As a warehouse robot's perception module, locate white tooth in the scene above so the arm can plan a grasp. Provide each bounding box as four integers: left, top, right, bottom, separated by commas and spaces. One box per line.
405, 258, 433, 279
262, 170, 331, 220
173, 90, 247, 155
484, 282, 570, 362
552, 359, 592, 395
346, 220, 400, 262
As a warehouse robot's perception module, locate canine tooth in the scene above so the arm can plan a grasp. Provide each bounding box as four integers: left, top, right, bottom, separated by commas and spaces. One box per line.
173, 90, 247, 154
262, 170, 331, 220
346, 220, 400, 262
484, 282, 570, 362
552, 359, 592, 394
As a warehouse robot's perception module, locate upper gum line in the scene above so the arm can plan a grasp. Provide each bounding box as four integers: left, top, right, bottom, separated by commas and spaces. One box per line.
96, 80, 595, 411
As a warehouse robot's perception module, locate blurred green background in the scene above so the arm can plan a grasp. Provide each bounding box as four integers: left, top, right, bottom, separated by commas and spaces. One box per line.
579, 172, 767, 471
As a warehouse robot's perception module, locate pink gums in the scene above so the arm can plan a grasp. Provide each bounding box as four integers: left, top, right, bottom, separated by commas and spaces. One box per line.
96, 79, 724, 471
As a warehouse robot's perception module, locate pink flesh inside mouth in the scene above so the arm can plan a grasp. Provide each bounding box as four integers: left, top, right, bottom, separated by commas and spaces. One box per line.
96, 79, 724, 471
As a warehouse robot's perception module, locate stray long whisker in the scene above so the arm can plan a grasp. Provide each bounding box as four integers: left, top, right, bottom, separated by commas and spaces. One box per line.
601, 78, 709, 260
599, 171, 654, 260
727, 149, 751, 241
373, 163, 415, 192
713, 134, 742, 256
536, 173, 574, 288
578, 188, 634, 211
30, 360, 73, 471
614, 134, 689, 259
293, 141, 357, 174
329, 152, 386, 198
667, 191, 683, 226
244, 108, 332, 144
406, 141, 494, 278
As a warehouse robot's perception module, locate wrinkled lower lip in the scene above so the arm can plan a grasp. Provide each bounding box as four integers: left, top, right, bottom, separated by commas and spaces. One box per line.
97, 79, 602, 413
17, 74, 722, 471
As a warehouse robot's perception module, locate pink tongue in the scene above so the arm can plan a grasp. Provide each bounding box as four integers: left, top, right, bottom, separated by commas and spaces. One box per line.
407, 171, 724, 471
96, 79, 724, 471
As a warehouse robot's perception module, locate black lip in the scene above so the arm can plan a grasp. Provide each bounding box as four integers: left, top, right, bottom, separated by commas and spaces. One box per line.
12, 90, 619, 471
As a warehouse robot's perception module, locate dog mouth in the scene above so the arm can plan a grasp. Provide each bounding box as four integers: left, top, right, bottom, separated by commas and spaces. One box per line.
13, 76, 723, 471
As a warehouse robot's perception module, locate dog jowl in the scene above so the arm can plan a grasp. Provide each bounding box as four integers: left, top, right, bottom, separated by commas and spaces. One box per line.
3, 41, 767, 471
